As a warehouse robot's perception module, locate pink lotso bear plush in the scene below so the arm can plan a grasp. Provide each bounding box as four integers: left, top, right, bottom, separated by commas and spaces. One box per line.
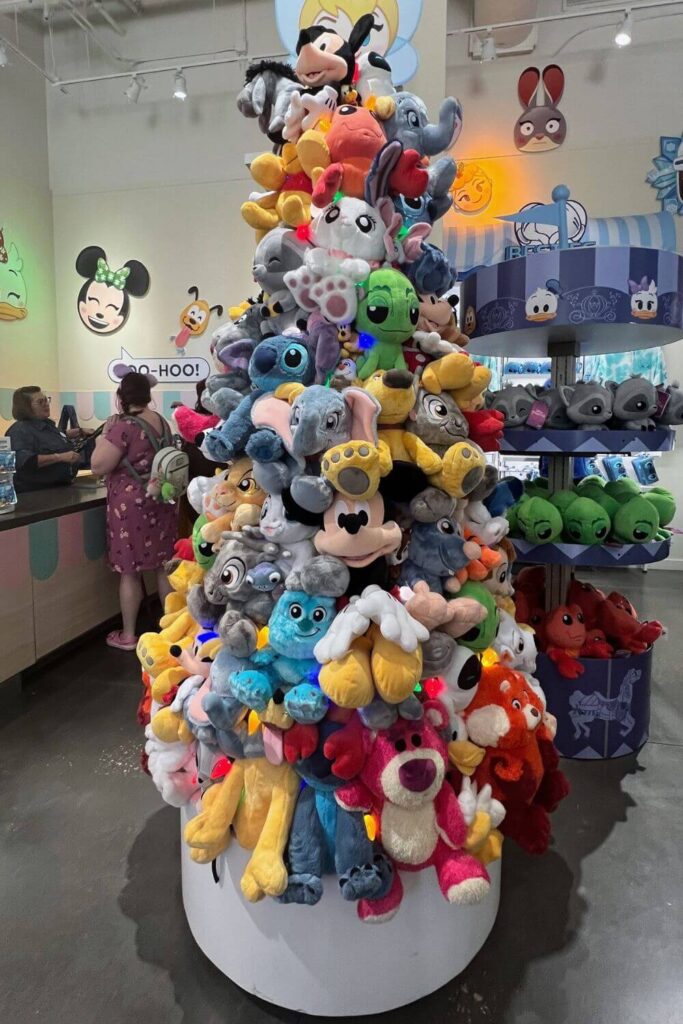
325, 701, 490, 922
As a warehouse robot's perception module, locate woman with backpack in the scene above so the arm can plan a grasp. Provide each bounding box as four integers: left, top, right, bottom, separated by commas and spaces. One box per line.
91, 370, 180, 651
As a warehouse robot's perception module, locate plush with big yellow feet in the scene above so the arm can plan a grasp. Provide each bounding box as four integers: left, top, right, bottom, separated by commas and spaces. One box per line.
318, 624, 422, 709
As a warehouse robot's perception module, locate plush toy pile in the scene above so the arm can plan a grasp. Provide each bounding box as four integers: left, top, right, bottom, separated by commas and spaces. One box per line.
486, 378, 683, 430
503, 475, 676, 546
139, 18, 569, 921
513, 568, 664, 678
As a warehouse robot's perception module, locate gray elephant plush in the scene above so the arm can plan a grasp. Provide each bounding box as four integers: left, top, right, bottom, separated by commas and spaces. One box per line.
559, 381, 613, 426
607, 376, 658, 429
378, 92, 463, 157
187, 528, 285, 657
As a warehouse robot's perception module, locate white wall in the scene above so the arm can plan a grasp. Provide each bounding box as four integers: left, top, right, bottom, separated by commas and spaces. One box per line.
0, 12, 58, 415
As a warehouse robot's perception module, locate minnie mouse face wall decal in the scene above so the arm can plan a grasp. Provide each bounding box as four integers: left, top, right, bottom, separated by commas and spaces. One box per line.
76, 246, 150, 335
514, 65, 567, 154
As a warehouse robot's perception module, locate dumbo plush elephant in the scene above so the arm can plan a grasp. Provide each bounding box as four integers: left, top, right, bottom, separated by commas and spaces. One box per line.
378, 93, 463, 158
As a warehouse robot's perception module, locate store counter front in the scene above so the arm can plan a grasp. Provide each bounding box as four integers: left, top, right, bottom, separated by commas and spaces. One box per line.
0, 481, 119, 684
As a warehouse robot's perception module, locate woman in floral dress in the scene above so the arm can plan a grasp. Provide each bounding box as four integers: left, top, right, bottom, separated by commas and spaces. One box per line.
91, 371, 177, 650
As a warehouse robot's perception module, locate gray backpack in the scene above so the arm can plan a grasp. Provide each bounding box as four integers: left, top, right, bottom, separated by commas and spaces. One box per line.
120, 415, 189, 504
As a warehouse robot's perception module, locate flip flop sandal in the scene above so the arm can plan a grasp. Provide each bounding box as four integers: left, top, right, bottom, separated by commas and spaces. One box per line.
106, 630, 138, 651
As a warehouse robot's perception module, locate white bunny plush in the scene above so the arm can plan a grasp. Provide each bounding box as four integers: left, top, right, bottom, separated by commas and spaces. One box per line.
145, 725, 200, 808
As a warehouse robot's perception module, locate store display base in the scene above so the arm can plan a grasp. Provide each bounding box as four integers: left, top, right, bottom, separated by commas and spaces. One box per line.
180, 807, 502, 1016
537, 648, 652, 759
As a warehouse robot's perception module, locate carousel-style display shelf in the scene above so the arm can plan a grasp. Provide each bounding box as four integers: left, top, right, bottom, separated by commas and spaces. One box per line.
461, 245, 683, 357
500, 427, 675, 455
510, 537, 670, 567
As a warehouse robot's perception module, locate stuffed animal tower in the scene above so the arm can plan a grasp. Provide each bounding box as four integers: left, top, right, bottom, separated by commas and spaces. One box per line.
138, 16, 570, 924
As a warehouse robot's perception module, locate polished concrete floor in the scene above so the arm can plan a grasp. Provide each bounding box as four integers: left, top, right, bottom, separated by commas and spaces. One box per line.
1, 569, 682, 1024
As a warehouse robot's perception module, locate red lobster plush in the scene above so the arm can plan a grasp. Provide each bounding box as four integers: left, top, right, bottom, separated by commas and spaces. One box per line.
567, 578, 663, 655
462, 665, 569, 855
324, 703, 490, 922
543, 604, 586, 678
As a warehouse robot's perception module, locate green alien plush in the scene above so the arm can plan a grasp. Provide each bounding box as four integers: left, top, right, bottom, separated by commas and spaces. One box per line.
604, 478, 640, 503
354, 268, 419, 380
506, 502, 519, 534
576, 482, 619, 520
550, 489, 580, 516
192, 513, 217, 572
524, 477, 550, 498
611, 495, 660, 543
561, 496, 611, 544
516, 495, 563, 544
576, 474, 606, 491
644, 486, 675, 529
457, 581, 500, 651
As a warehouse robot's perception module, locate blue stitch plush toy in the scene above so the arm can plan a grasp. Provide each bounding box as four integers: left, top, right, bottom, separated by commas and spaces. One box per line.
229, 556, 350, 725
400, 487, 480, 594
278, 718, 394, 907
203, 334, 315, 463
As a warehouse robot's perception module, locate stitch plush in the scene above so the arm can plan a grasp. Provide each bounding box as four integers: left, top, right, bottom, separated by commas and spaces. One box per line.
278, 718, 394, 906
187, 528, 284, 656
204, 334, 316, 463
543, 605, 586, 678
559, 381, 613, 426
354, 269, 420, 379
399, 488, 482, 595
314, 585, 428, 708
463, 665, 569, 855
229, 556, 350, 724
607, 376, 658, 429
461, 467, 510, 547
325, 701, 491, 922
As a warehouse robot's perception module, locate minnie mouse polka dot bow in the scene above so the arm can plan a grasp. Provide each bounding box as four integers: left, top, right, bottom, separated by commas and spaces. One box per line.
95, 257, 130, 289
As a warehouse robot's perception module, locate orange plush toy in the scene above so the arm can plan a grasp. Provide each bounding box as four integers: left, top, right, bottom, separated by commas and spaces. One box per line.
462, 665, 569, 854
544, 604, 586, 678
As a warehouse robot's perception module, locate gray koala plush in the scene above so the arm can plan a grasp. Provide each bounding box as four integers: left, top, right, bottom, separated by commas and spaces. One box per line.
607, 376, 658, 429
405, 387, 468, 455
187, 528, 284, 657
559, 381, 613, 426
486, 385, 537, 427
380, 92, 463, 157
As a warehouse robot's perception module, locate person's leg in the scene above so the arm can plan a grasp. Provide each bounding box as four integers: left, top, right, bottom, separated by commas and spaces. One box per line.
120, 571, 144, 639
156, 568, 172, 609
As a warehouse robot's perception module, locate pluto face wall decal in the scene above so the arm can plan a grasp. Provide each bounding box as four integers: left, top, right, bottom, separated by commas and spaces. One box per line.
76, 245, 150, 335
0, 228, 28, 322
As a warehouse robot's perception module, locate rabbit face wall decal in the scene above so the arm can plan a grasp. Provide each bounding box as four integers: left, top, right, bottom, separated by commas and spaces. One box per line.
514, 65, 567, 154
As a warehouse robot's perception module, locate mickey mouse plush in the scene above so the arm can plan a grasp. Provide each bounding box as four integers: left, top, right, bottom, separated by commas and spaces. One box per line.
294, 14, 380, 97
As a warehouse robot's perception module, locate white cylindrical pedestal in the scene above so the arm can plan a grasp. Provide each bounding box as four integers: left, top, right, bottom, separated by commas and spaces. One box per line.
180, 807, 501, 1016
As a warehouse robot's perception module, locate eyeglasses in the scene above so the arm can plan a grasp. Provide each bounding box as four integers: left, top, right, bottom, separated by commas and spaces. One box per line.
34, 396, 51, 404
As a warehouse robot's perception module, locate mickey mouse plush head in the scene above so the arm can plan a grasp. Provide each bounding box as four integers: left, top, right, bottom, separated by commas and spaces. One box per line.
295, 13, 379, 95
76, 245, 150, 335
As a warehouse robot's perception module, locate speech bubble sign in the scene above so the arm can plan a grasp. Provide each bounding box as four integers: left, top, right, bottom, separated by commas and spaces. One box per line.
107, 347, 211, 386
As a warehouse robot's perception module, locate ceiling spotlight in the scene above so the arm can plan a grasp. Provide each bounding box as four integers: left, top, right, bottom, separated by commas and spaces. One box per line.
125, 74, 145, 104
173, 69, 187, 101
614, 9, 633, 47
480, 31, 496, 62
0, 42, 8, 68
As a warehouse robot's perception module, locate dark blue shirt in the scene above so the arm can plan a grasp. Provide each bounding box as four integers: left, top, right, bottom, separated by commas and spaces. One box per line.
5, 418, 76, 492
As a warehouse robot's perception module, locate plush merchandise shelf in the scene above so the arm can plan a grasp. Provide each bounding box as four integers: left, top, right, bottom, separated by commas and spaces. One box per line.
500, 427, 675, 456
510, 537, 670, 567
180, 809, 502, 1016
536, 649, 652, 759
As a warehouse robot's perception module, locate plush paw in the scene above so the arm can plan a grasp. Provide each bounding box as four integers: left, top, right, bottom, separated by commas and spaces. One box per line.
290, 474, 334, 514
321, 441, 382, 500
319, 644, 375, 709
229, 669, 274, 711
311, 274, 359, 325
433, 441, 486, 498
245, 428, 284, 464
219, 617, 258, 659
284, 683, 329, 724
280, 193, 311, 228
283, 266, 321, 312
241, 851, 289, 901
276, 873, 323, 905
339, 860, 387, 902
203, 429, 235, 464
370, 630, 422, 705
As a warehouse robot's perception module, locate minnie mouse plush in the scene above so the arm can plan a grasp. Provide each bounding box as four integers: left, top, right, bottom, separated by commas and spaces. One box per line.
76, 245, 150, 335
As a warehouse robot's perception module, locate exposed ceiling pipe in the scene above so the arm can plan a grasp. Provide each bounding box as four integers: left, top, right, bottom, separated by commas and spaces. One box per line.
0, 30, 60, 82
61, 0, 130, 64
118, 0, 141, 11
447, 0, 683, 36
51, 48, 288, 87
93, 0, 125, 36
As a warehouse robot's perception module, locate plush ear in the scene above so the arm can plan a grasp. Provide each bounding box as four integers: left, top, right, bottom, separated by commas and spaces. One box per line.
250, 394, 294, 452
376, 197, 403, 260
542, 64, 565, 106
518, 66, 541, 109
525, 383, 540, 398
649, 280, 657, 294
348, 13, 378, 56
365, 141, 402, 205
344, 387, 380, 443
76, 245, 106, 279
410, 486, 455, 523
423, 698, 450, 733
401, 223, 432, 262
124, 259, 150, 298
558, 385, 573, 408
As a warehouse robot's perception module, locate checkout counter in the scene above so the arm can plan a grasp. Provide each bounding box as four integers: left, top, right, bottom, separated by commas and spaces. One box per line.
0, 479, 120, 685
